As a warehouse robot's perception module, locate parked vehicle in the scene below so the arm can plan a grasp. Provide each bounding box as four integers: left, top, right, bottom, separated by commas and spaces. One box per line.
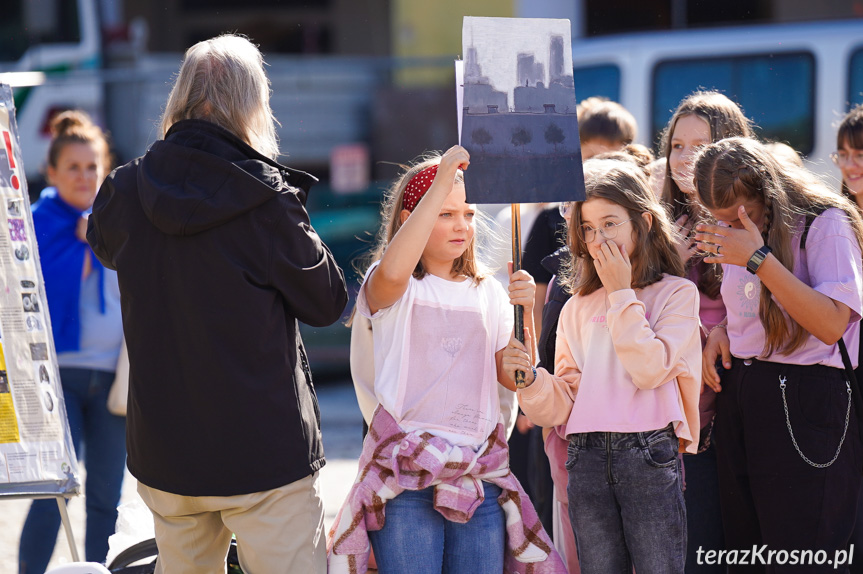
571, 19, 863, 177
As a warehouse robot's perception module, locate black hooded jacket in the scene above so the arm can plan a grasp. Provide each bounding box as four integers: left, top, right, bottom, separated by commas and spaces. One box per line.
87, 120, 348, 496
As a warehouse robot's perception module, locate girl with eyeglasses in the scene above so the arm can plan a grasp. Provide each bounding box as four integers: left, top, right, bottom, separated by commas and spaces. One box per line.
835, 104, 863, 207
834, 102, 863, 574
504, 157, 701, 573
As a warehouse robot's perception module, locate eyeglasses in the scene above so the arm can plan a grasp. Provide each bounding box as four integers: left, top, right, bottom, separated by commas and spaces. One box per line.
830, 150, 863, 167
578, 218, 634, 243
558, 202, 573, 218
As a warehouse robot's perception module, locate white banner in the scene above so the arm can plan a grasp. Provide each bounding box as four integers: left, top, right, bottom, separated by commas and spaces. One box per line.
0, 84, 79, 496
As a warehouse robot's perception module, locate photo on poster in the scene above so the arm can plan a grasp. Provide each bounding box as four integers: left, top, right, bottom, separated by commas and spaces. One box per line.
461, 17, 585, 204
30, 342, 48, 361
0, 371, 8, 394
0, 139, 17, 191
7, 199, 21, 217
21, 293, 39, 313
20, 279, 35, 288
26, 315, 43, 332
8, 218, 26, 242
37, 363, 50, 384
42, 389, 55, 413
14, 243, 30, 262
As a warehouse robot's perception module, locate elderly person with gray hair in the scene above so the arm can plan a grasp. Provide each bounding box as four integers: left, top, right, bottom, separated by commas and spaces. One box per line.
87, 34, 347, 573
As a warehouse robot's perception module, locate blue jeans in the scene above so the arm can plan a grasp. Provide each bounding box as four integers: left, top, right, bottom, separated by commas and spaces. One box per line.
368, 481, 505, 574
566, 425, 687, 573
19, 368, 127, 573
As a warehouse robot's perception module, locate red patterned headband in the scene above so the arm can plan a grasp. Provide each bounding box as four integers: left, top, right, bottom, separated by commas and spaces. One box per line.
402, 165, 439, 212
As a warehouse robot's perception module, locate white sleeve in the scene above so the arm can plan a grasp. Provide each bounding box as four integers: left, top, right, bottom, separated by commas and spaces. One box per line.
349, 312, 378, 425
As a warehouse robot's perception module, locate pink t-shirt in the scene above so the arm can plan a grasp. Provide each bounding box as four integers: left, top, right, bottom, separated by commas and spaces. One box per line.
358, 261, 513, 448
721, 208, 863, 368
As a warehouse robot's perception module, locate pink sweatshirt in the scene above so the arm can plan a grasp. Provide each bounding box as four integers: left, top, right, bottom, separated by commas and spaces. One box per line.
518, 275, 702, 454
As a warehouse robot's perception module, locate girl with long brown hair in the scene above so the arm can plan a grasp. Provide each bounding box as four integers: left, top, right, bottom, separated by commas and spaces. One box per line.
505, 157, 701, 572
695, 136, 863, 568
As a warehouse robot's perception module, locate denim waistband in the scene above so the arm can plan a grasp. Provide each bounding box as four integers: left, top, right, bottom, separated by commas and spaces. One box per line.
569, 424, 676, 450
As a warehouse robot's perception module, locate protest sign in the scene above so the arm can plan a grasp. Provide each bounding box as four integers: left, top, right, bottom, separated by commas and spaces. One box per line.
460, 16, 586, 205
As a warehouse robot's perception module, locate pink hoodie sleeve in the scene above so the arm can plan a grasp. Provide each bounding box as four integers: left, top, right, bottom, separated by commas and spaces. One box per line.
605, 282, 701, 391
517, 313, 582, 428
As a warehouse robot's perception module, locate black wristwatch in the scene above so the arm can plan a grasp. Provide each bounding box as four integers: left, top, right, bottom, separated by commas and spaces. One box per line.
746, 245, 772, 274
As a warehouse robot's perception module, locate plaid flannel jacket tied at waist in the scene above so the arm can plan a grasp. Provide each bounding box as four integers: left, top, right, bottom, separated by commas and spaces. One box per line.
327, 406, 566, 574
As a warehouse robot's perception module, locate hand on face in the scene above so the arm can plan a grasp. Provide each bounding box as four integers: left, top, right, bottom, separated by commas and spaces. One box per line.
594, 240, 632, 292
695, 205, 765, 267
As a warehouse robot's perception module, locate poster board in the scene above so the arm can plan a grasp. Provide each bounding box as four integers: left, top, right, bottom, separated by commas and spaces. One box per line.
459, 17, 586, 204
0, 84, 80, 498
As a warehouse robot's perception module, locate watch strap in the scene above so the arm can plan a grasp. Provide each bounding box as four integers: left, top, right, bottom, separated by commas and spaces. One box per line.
746, 245, 772, 274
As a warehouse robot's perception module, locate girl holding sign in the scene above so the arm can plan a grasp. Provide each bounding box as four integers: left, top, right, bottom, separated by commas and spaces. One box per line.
327, 145, 564, 573
694, 137, 863, 569
504, 157, 701, 573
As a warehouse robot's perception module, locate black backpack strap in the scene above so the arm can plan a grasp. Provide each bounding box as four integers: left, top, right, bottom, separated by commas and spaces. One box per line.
805, 207, 863, 443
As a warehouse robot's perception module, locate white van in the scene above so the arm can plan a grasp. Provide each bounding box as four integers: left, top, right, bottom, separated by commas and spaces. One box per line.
570, 19, 863, 178
0, 0, 102, 186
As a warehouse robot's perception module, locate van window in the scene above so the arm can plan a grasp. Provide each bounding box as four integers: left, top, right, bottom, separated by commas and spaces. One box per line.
0, 0, 81, 63
574, 64, 621, 103
653, 52, 815, 154
849, 46, 863, 109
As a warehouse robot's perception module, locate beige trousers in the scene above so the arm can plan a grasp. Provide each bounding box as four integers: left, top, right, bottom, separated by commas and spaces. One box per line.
137, 472, 326, 574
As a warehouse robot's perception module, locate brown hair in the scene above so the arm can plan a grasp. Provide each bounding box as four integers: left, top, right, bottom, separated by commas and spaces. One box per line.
364, 152, 489, 283
578, 99, 637, 145
836, 103, 863, 199
47, 110, 112, 173
567, 158, 684, 296
659, 91, 753, 299
694, 137, 863, 356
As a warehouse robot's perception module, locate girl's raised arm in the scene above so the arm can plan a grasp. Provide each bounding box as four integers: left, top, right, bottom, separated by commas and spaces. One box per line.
365, 146, 470, 314
696, 206, 858, 345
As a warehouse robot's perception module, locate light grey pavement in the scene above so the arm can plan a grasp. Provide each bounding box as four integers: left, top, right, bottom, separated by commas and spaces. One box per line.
0, 380, 365, 572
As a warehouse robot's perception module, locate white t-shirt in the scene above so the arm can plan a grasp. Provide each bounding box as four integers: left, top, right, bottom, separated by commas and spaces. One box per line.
358, 261, 514, 448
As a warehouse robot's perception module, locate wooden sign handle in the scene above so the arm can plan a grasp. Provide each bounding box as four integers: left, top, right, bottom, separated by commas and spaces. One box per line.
511, 204, 526, 389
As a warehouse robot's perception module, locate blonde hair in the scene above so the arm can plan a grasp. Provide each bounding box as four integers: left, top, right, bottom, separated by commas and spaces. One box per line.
567, 158, 684, 296
765, 142, 803, 168
364, 153, 490, 283
160, 34, 279, 159
47, 110, 112, 173
694, 137, 863, 356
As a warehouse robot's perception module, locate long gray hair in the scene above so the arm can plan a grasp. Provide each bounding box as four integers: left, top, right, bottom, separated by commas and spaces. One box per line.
160, 34, 280, 159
